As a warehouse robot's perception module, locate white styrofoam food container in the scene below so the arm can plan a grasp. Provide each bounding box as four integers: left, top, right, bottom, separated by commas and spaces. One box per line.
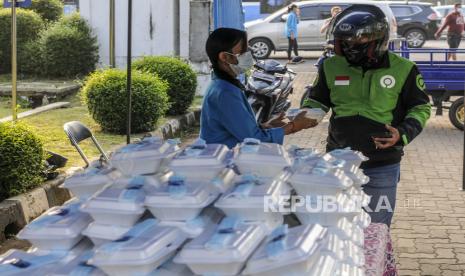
327, 148, 368, 168
233, 138, 292, 178
48, 250, 106, 276
327, 218, 364, 247
175, 217, 267, 276
0, 250, 62, 276
321, 233, 346, 261
62, 166, 120, 199
215, 175, 288, 221
110, 137, 180, 176
82, 222, 132, 246
353, 210, 371, 229
343, 240, 365, 267
80, 183, 146, 227
344, 186, 371, 208
296, 194, 363, 226
242, 224, 327, 276
286, 108, 326, 123
242, 216, 284, 235
150, 261, 194, 276
17, 200, 91, 251
170, 139, 231, 179
113, 174, 164, 190
158, 208, 223, 239
333, 262, 365, 276
89, 219, 187, 276
289, 165, 353, 196
145, 176, 218, 221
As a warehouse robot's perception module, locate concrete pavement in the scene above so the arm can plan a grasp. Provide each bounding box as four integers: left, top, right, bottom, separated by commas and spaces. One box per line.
285, 69, 465, 276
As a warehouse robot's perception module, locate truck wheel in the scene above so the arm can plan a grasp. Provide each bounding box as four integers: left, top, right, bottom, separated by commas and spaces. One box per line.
449, 97, 464, 131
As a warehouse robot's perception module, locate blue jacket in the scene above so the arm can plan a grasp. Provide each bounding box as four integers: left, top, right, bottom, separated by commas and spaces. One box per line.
200, 70, 285, 149
285, 11, 299, 38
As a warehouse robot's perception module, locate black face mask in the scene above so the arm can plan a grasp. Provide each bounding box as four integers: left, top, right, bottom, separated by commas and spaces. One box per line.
341, 41, 371, 66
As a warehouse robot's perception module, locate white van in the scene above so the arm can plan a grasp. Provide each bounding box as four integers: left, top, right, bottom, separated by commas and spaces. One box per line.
245, 0, 398, 59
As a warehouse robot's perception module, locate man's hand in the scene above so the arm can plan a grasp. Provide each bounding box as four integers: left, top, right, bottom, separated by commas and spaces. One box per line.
434, 33, 440, 40
262, 112, 287, 129
373, 124, 400, 149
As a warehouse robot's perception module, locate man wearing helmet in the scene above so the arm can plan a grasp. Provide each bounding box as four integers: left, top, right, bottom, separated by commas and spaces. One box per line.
302, 5, 431, 227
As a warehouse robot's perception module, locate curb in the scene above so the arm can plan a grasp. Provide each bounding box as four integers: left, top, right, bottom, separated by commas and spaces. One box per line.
0, 108, 202, 240
0, 175, 68, 241
153, 108, 201, 140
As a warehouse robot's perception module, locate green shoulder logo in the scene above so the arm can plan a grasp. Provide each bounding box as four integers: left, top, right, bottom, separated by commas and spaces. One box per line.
416, 74, 426, 91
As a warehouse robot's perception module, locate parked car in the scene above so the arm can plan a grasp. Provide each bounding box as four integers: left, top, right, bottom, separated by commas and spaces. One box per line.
433, 5, 465, 39
245, 0, 398, 59
433, 5, 464, 18
381, 1, 441, 48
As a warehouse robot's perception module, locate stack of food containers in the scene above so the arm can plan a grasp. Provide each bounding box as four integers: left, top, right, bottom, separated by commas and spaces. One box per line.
288, 146, 371, 274
2, 136, 377, 276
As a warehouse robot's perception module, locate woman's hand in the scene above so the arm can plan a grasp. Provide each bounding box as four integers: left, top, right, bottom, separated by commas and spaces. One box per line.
262, 112, 287, 129
284, 111, 318, 134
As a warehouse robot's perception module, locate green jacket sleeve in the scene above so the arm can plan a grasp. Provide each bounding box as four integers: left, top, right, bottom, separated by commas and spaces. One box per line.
397, 65, 431, 145
301, 64, 331, 112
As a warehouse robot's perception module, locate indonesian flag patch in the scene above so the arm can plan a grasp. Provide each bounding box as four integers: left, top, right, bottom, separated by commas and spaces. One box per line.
335, 76, 350, 86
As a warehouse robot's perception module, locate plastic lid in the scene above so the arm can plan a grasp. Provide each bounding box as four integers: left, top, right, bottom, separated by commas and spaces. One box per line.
0, 250, 62, 275
80, 183, 146, 214
113, 174, 163, 190
158, 208, 223, 238
175, 217, 267, 264
215, 175, 284, 209
321, 233, 345, 261
49, 250, 106, 276
171, 139, 230, 168
291, 164, 354, 190
111, 137, 180, 161
18, 201, 91, 241
327, 217, 355, 241
327, 148, 368, 165
82, 222, 132, 241
235, 138, 292, 168
243, 224, 327, 274
63, 167, 117, 188
90, 219, 186, 266
145, 175, 217, 207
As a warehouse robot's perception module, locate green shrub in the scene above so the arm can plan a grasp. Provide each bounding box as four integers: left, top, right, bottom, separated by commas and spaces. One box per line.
133, 56, 197, 115
18, 40, 44, 75
28, 0, 63, 22
81, 69, 170, 134
0, 8, 44, 74
58, 12, 93, 36
0, 122, 45, 201
39, 17, 98, 78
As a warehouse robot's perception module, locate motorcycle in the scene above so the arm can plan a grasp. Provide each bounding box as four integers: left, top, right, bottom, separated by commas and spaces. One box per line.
245, 59, 296, 124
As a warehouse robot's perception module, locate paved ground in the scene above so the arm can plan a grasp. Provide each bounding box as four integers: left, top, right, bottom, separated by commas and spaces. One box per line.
284, 63, 465, 276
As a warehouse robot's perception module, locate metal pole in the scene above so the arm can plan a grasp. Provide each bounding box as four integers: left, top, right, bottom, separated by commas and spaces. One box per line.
126, 0, 132, 144
11, 0, 17, 121
109, 0, 116, 68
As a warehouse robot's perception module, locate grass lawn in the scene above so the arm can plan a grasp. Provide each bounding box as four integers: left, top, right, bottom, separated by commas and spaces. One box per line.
0, 97, 30, 118
16, 93, 202, 170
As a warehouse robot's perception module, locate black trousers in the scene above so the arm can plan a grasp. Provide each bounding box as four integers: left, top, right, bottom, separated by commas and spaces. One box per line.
287, 37, 299, 59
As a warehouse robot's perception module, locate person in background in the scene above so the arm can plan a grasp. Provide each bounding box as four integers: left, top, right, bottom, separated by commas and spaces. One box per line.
302, 5, 431, 227
285, 4, 301, 64
200, 28, 318, 149
435, 3, 464, 61
320, 6, 342, 34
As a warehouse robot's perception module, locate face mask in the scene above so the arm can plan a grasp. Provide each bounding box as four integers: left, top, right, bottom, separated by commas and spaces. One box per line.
226, 51, 254, 76
341, 42, 370, 66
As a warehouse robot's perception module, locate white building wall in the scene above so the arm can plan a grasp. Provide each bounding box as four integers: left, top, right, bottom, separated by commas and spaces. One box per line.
80, 0, 189, 68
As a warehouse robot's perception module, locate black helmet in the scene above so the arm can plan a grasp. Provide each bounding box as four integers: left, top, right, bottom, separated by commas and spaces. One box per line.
330, 4, 389, 67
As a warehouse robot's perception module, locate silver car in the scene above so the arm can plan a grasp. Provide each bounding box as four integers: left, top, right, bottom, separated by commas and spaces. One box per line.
245, 0, 398, 59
